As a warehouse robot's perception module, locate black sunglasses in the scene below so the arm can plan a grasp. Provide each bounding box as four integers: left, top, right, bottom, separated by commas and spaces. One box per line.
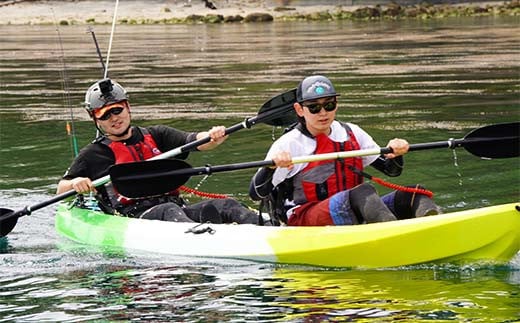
98, 107, 124, 121
302, 101, 337, 114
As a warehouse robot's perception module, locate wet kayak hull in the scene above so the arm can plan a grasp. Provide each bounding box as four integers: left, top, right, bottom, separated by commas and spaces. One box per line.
55, 203, 520, 268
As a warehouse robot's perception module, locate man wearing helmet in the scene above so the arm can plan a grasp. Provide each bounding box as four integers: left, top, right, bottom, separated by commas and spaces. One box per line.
57, 78, 259, 224
249, 75, 440, 226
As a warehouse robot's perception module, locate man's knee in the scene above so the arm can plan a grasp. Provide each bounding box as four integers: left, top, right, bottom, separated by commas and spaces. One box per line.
393, 185, 441, 219
140, 203, 194, 222
349, 183, 397, 223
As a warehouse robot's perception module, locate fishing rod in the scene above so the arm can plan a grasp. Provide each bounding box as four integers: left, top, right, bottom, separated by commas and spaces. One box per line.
86, 26, 106, 76
52, 8, 79, 158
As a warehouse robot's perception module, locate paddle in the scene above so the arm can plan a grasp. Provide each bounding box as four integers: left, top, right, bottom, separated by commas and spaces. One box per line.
257, 88, 297, 126
109, 122, 519, 198
0, 89, 297, 237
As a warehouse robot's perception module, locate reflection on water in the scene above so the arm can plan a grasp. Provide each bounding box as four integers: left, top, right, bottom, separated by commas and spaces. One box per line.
268, 268, 520, 321
0, 17, 519, 321
0, 263, 519, 322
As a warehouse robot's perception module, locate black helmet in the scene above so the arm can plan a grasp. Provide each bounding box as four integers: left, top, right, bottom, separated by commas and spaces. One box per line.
84, 78, 128, 116
296, 75, 340, 102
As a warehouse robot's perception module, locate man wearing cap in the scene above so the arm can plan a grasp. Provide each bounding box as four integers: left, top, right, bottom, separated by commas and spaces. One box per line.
249, 75, 440, 226
57, 78, 259, 224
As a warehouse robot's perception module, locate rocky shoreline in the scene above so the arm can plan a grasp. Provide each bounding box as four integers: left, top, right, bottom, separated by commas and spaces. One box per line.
0, 0, 518, 25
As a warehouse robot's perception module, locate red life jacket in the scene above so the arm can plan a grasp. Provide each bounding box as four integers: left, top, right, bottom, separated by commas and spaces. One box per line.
99, 127, 162, 163
99, 127, 180, 209
292, 123, 364, 204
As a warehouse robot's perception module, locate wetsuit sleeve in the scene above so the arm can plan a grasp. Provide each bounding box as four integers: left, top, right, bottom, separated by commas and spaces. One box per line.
148, 125, 197, 160
347, 123, 404, 176
62, 143, 115, 180
249, 167, 276, 200
370, 155, 404, 177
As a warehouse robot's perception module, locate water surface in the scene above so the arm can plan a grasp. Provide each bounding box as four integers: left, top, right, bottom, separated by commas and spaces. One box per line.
0, 17, 519, 321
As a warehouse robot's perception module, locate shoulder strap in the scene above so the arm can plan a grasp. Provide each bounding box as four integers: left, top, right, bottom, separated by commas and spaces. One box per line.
93, 135, 110, 145
138, 126, 149, 135
338, 121, 352, 133
295, 122, 314, 138
282, 122, 299, 134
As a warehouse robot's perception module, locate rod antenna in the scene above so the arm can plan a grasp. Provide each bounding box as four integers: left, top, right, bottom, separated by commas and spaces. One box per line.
104, 0, 120, 79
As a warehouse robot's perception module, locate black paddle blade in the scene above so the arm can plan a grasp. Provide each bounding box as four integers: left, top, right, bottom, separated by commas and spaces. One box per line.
0, 208, 18, 237
110, 159, 192, 198
258, 88, 298, 126
463, 122, 520, 158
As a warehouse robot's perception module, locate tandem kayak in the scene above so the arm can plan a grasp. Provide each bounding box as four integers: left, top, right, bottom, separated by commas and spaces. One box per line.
55, 202, 520, 269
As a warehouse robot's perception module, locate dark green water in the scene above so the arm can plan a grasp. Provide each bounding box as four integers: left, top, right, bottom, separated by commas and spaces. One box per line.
0, 17, 519, 321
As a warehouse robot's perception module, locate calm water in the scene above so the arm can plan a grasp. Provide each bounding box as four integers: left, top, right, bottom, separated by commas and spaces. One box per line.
1, 17, 519, 321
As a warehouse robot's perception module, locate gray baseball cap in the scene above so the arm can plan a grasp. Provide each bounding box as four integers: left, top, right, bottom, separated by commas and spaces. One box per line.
296, 75, 340, 102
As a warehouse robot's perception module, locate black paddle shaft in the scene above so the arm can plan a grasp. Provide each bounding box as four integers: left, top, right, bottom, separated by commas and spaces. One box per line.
0, 189, 77, 236
161, 89, 298, 158
380, 122, 519, 159
110, 159, 275, 198
180, 110, 279, 152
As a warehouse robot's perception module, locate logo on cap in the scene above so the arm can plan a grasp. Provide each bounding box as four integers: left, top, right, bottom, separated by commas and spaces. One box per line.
306, 81, 331, 96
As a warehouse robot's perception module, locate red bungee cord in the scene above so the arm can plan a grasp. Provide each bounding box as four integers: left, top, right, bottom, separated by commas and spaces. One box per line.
179, 185, 228, 199
349, 166, 434, 198
179, 167, 434, 200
